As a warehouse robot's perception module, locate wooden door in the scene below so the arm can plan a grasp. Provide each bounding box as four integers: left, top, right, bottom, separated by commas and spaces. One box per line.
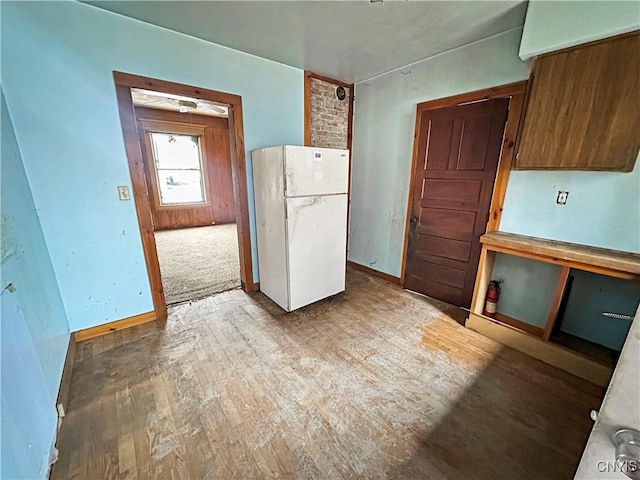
405, 98, 509, 307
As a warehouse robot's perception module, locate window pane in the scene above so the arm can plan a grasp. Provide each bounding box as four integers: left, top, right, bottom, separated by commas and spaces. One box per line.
157, 169, 205, 204
149, 132, 206, 205
151, 133, 201, 170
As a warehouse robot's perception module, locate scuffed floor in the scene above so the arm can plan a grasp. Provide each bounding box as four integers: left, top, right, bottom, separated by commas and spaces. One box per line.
52, 269, 603, 479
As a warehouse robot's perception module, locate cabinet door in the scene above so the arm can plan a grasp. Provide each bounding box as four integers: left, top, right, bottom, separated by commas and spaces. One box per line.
516, 33, 640, 171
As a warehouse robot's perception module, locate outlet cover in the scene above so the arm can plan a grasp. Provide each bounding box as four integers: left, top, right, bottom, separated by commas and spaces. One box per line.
556, 191, 569, 205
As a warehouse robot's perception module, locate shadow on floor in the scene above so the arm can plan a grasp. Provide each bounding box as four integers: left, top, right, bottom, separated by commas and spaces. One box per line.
386, 340, 605, 480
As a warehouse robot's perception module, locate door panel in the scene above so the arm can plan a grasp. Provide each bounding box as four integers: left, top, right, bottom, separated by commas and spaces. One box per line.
457, 112, 493, 170
422, 179, 482, 202
286, 194, 347, 311
419, 208, 477, 236
405, 98, 509, 307
414, 236, 472, 263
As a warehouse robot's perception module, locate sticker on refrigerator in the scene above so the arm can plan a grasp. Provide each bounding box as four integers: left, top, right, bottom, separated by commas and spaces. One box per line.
314, 172, 324, 180
314, 151, 322, 161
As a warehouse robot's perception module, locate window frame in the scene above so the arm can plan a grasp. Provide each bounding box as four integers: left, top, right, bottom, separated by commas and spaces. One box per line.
139, 119, 210, 210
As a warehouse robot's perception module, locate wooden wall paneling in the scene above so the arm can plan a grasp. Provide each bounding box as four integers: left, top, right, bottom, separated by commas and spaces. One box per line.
138, 118, 213, 231
135, 106, 228, 127
135, 107, 235, 230
516, 32, 640, 171
208, 123, 235, 223
401, 81, 528, 286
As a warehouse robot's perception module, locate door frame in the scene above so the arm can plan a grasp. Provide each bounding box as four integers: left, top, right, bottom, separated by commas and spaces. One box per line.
400, 81, 528, 286
113, 72, 258, 321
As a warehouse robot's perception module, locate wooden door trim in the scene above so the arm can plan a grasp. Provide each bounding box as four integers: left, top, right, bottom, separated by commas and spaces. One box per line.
400, 81, 528, 286
114, 72, 257, 322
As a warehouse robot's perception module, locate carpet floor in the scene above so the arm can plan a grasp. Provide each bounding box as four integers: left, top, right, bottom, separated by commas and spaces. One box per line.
155, 224, 241, 305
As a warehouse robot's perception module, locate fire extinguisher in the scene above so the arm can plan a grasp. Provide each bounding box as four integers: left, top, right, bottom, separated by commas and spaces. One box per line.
483, 280, 503, 318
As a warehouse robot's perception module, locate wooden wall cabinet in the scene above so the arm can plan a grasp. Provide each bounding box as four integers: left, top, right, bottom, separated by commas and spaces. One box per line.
515, 33, 640, 171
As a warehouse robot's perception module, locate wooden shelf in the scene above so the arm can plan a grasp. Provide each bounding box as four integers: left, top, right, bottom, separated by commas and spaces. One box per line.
468, 232, 638, 385
480, 232, 640, 279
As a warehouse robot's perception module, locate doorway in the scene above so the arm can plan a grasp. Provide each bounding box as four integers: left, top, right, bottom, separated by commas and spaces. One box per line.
114, 72, 256, 320
401, 82, 527, 308
136, 99, 239, 304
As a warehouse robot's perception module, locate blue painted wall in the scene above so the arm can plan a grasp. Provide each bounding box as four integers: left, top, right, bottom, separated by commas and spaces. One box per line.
491, 254, 562, 328
560, 271, 640, 351
1, 1, 303, 331
349, 28, 530, 276
1, 90, 71, 479
519, 0, 640, 60
501, 159, 640, 254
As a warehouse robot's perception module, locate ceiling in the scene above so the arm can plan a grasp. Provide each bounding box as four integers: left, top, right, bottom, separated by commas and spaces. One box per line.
131, 88, 229, 117
86, 1, 527, 83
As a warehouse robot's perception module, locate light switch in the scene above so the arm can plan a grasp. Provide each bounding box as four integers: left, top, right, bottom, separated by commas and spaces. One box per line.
117, 186, 131, 201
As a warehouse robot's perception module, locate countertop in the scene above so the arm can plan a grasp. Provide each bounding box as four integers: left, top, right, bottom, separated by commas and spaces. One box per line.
574, 305, 640, 479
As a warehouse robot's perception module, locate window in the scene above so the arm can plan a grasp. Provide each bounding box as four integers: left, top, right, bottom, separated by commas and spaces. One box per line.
150, 132, 206, 205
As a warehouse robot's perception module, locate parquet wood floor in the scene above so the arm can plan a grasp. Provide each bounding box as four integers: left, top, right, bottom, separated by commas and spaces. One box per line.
51, 269, 603, 479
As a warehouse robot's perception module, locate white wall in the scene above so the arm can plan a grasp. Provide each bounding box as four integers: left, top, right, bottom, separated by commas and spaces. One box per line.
349, 28, 530, 276
520, 0, 640, 60
1, 1, 303, 331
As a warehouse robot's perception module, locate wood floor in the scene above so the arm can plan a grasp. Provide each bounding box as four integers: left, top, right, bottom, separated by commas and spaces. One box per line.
52, 269, 603, 480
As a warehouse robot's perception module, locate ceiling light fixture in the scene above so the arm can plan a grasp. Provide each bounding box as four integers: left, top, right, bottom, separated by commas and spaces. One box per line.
178, 100, 198, 113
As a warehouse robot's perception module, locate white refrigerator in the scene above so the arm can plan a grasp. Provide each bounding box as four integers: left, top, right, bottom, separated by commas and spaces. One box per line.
252, 145, 349, 312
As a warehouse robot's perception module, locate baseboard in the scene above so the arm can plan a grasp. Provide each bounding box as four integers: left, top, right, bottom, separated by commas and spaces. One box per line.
56, 335, 76, 415
466, 312, 613, 387
494, 312, 545, 338
74, 311, 157, 342
347, 261, 402, 285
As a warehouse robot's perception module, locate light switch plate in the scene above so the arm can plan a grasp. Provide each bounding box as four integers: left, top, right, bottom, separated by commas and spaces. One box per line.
117, 186, 131, 201
556, 191, 569, 205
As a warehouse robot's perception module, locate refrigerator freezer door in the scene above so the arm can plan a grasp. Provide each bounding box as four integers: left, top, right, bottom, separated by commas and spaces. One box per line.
284, 146, 349, 197
286, 194, 347, 311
